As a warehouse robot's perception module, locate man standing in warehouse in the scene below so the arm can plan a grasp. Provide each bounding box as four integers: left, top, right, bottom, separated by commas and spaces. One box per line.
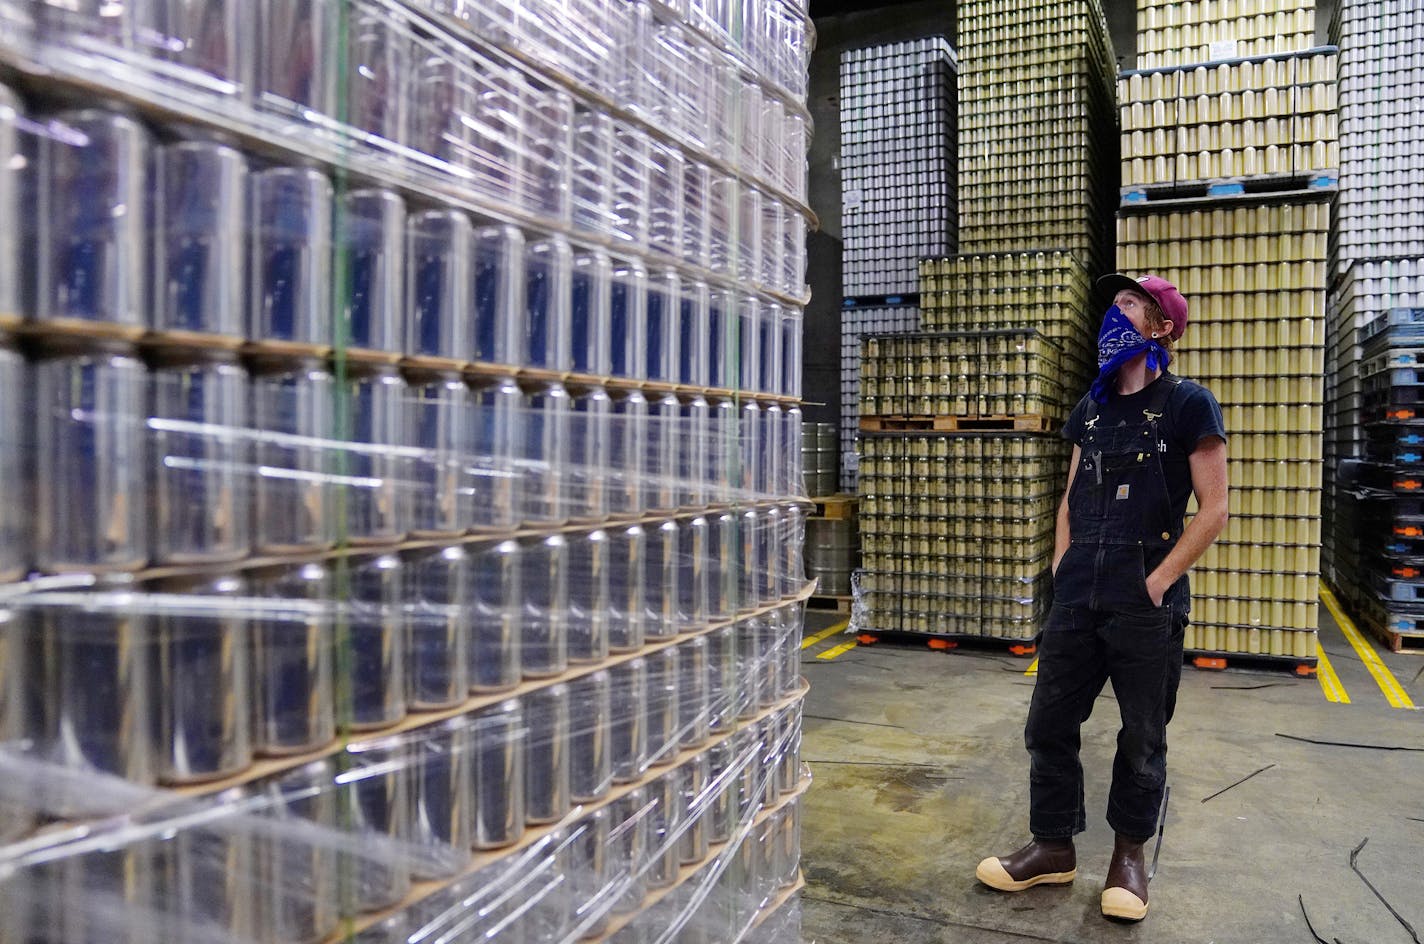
975, 275, 1229, 922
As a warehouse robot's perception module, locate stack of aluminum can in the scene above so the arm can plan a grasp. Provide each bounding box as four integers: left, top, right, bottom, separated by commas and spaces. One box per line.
856, 434, 1068, 640
838, 37, 958, 298
0, 0, 815, 941
1115, 1, 1331, 665
838, 303, 921, 491
956, 0, 1118, 275
1135, 0, 1316, 70
1322, 1, 1424, 650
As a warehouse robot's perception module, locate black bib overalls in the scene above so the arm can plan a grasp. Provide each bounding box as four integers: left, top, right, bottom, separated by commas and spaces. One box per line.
1024, 376, 1189, 842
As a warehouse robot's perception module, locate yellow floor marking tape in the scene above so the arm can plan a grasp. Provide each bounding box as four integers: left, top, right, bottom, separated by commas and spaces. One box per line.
1024, 657, 1039, 677
1313, 643, 1350, 704
817, 640, 859, 661
801, 619, 851, 650
1320, 587, 1415, 710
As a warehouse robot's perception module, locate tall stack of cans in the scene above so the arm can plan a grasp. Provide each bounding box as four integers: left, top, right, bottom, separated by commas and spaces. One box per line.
956, 0, 1118, 275
1323, 1, 1424, 655
838, 37, 958, 298
1118, 3, 1333, 665
1135, 0, 1316, 70
0, 0, 814, 941
838, 303, 920, 491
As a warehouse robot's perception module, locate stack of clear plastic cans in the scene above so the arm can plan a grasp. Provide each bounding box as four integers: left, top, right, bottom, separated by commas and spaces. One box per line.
0, 0, 815, 941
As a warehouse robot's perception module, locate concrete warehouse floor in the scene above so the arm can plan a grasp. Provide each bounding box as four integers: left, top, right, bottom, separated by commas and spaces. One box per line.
796, 603, 1424, 944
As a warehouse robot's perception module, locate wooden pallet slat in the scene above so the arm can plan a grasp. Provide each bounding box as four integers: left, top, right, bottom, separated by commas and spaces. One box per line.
859, 413, 1056, 434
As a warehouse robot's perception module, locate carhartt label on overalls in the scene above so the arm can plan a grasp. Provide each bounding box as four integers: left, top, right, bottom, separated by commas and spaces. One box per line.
1116, 484, 1130, 500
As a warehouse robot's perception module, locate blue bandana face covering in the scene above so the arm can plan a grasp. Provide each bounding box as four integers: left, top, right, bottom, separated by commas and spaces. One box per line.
1090, 304, 1171, 403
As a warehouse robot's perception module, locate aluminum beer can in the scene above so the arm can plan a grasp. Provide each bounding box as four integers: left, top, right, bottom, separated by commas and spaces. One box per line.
468, 374, 523, 532
677, 635, 711, 749
138, 0, 252, 91
758, 505, 781, 606
524, 682, 571, 825
778, 706, 801, 796
0, 339, 28, 582
607, 388, 648, 516
250, 166, 333, 346
572, 250, 612, 375
522, 381, 571, 526
568, 669, 613, 803
609, 787, 649, 914
253, 759, 339, 944
676, 753, 710, 866
346, 367, 409, 544
406, 544, 472, 709
645, 269, 680, 383
566, 806, 612, 939
250, 562, 334, 755
570, 385, 611, 521
735, 618, 762, 720
738, 400, 760, 499
406, 209, 473, 361
525, 237, 573, 370
149, 572, 252, 783
608, 258, 647, 380
705, 739, 737, 845
26, 588, 152, 790
705, 510, 737, 621
346, 553, 407, 730
568, 528, 611, 664
738, 507, 762, 613
645, 646, 679, 766
154, 141, 246, 336
411, 51, 473, 175
346, 9, 410, 146
679, 395, 709, 509
150, 353, 251, 564
644, 775, 681, 890
250, 357, 334, 553
521, 532, 569, 678
152, 786, 255, 943
0, 607, 30, 841
341, 737, 414, 912
255, 0, 335, 116
473, 225, 525, 365
407, 371, 471, 537
473, 698, 525, 849
411, 718, 473, 879
607, 523, 646, 652
38, 110, 149, 328
647, 391, 680, 514
468, 538, 521, 692
678, 280, 710, 387
343, 189, 406, 354
644, 519, 680, 641
34, 345, 148, 572
609, 657, 649, 784
706, 624, 738, 734
677, 516, 709, 633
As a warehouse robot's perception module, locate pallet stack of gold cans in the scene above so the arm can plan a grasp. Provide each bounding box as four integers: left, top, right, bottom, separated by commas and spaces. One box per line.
956, 0, 1118, 274
855, 433, 1069, 641
1136, 0, 1316, 70
0, 1, 815, 941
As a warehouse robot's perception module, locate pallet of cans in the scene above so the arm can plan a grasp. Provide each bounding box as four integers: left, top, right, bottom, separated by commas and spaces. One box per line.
1332, 0, 1424, 270
853, 433, 1068, 641
838, 37, 958, 297
1135, 0, 1316, 70
1118, 47, 1338, 189
1119, 200, 1328, 667
858, 329, 1069, 423
919, 251, 1096, 395
838, 302, 921, 491
956, 0, 1118, 273
0, 0, 814, 939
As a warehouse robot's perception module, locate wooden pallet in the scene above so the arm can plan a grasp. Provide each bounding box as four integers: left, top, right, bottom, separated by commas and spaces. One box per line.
810, 495, 858, 520
854, 630, 1037, 657
808, 594, 853, 614
859, 413, 1055, 434
1359, 616, 1424, 655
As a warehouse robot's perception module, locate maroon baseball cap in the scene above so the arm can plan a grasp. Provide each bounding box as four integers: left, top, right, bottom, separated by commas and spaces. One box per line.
1097, 273, 1189, 340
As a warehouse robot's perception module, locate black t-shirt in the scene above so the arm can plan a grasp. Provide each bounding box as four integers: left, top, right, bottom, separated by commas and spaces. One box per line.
1062, 372, 1227, 525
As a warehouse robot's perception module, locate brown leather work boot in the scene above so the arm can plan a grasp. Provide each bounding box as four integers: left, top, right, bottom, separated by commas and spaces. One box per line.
975, 838, 1076, 892
1101, 833, 1150, 920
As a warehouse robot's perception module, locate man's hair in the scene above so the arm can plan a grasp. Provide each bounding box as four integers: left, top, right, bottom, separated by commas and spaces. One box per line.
1142, 296, 1174, 350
